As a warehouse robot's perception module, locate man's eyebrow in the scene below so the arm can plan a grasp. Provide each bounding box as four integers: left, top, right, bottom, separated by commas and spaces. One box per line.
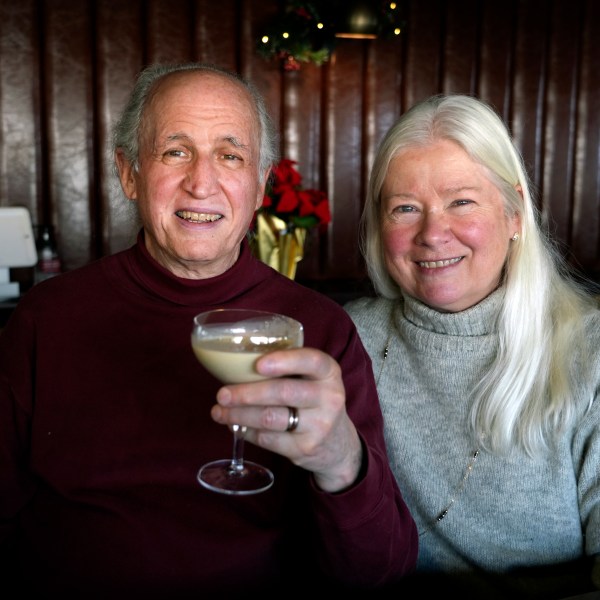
159, 133, 251, 153
161, 132, 192, 144
221, 135, 249, 150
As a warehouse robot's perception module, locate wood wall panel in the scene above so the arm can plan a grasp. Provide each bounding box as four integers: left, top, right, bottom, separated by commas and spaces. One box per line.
280, 64, 325, 278
511, 0, 548, 197
542, 0, 581, 244
0, 0, 39, 220
325, 41, 368, 279
195, 0, 240, 70
147, 1, 194, 65
367, 39, 404, 168
95, 1, 145, 257
443, 0, 480, 94
571, 0, 600, 270
43, 0, 95, 267
1, 0, 598, 296
403, 0, 445, 106
478, 0, 515, 121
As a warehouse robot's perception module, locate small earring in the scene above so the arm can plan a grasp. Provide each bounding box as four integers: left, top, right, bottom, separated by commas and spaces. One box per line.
511, 233, 520, 242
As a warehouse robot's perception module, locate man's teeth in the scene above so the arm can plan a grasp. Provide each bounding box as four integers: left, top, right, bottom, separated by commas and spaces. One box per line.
419, 257, 462, 268
176, 210, 222, 223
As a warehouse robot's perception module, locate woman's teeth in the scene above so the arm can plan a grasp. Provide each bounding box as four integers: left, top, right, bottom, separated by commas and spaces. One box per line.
419, 257, 462, 268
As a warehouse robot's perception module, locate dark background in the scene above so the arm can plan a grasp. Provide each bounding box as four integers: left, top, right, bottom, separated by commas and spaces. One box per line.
1, 0, 599, 301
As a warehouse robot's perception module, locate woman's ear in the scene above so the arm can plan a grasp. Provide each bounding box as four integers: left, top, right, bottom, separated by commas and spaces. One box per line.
512, 184, 523, 234
515, 184, 524, 199
115, 149, 138, 201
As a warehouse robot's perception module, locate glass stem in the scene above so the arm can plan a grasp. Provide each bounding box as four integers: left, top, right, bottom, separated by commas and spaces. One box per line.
229, 424, 247, 474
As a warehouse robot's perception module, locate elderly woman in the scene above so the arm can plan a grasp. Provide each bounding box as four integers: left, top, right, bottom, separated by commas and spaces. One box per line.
345, 94, 600, 599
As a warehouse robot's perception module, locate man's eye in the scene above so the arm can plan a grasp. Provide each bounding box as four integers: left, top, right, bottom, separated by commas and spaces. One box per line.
165, 149, 185, 158
222, 153, 242, 161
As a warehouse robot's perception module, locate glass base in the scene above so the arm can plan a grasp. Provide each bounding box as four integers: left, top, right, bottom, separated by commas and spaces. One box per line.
197, 459, 274, 495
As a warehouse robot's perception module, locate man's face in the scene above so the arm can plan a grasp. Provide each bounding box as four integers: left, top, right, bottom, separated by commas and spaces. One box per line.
117, 70, 267, 279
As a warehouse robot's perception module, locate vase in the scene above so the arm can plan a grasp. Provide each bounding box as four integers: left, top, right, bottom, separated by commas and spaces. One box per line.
253, 213, 307, 280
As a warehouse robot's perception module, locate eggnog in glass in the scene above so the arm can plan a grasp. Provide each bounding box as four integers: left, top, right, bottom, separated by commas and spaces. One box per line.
191, 309, 303, 495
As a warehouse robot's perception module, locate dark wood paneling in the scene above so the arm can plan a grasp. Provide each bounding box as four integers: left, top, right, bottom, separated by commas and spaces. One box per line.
542, 0, 581, 244
572, 0, 600, 272
43, 0, 95, 268
0, 0, 40, 222
146, 0, 195, 64
367, 38, 404, 162
325, 40, 368, 279
95, 0, 145, 257
478, 0, 515, 119
281, 64, 326, 278
194, 0, 239, 70
403, 0, 445, 104
511, 0, 548, 201
0, 0, 598, 293
443, 0, 481, 94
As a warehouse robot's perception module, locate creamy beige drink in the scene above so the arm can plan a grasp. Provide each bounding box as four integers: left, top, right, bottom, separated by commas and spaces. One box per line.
192, 335, 297, 383
191, 309, 303, 494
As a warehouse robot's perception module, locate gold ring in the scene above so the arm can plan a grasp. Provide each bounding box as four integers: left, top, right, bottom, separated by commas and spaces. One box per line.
286, 406, 299, 432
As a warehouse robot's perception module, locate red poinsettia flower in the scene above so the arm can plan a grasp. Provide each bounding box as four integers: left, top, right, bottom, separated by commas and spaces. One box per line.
258, 159, 331, 229
272, 158, 303, 190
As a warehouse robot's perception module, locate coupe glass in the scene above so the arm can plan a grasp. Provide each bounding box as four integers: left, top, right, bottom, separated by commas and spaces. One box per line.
191, 308, 304, 495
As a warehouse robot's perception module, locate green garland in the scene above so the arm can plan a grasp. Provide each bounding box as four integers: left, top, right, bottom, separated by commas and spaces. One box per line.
256, 1, 404, 70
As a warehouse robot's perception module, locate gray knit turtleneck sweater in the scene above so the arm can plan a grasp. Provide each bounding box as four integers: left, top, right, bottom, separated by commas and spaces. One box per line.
346, 290, 600, 598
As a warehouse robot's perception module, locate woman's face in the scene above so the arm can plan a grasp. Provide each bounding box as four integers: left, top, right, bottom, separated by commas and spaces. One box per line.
380, 139, 520, 312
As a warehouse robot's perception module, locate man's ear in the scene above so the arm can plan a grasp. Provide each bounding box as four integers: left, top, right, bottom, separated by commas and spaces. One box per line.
255, 167, 271, 211
115, 149, 138, 200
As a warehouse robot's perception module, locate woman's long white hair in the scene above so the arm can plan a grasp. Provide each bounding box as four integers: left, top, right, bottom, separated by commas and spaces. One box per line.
361, 94, 594, 456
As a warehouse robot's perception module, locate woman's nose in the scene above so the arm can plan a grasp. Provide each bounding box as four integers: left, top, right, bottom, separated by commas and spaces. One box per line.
415, 211, 452, 246
183, 156, 219, 197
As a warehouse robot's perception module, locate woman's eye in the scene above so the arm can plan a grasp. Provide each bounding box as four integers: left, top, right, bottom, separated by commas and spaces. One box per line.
450, 199, 476, 213
388, 204, 420, 222
392, 205, 416, 214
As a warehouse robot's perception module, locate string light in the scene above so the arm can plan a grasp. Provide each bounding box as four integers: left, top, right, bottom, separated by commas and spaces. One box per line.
256, 1, 405, 71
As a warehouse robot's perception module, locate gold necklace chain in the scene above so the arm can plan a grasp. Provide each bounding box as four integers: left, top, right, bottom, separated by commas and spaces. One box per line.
377, 331, 480, 537
419, 448, 480, 536
375, 334, 392, 386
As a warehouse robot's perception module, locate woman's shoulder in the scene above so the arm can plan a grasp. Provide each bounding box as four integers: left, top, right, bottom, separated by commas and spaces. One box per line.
344, 295, 396, 333
581, 301, 600, 341
345, 294, 388, 314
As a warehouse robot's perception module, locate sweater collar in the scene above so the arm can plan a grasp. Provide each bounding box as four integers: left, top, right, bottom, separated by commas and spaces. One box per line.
400, 288, 504, 337
125, 229, 267, 307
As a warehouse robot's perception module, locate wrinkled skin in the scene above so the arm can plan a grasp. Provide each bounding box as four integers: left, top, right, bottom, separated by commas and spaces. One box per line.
115, 70, 362, 492
380, 139, 521, 313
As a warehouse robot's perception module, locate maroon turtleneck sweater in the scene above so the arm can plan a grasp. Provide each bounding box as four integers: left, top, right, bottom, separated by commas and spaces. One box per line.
0, 231, 417, 596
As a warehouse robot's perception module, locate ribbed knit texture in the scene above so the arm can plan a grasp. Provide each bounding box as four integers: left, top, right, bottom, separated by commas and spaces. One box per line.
346, 289, 600, 598
0, 233, 418, 595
